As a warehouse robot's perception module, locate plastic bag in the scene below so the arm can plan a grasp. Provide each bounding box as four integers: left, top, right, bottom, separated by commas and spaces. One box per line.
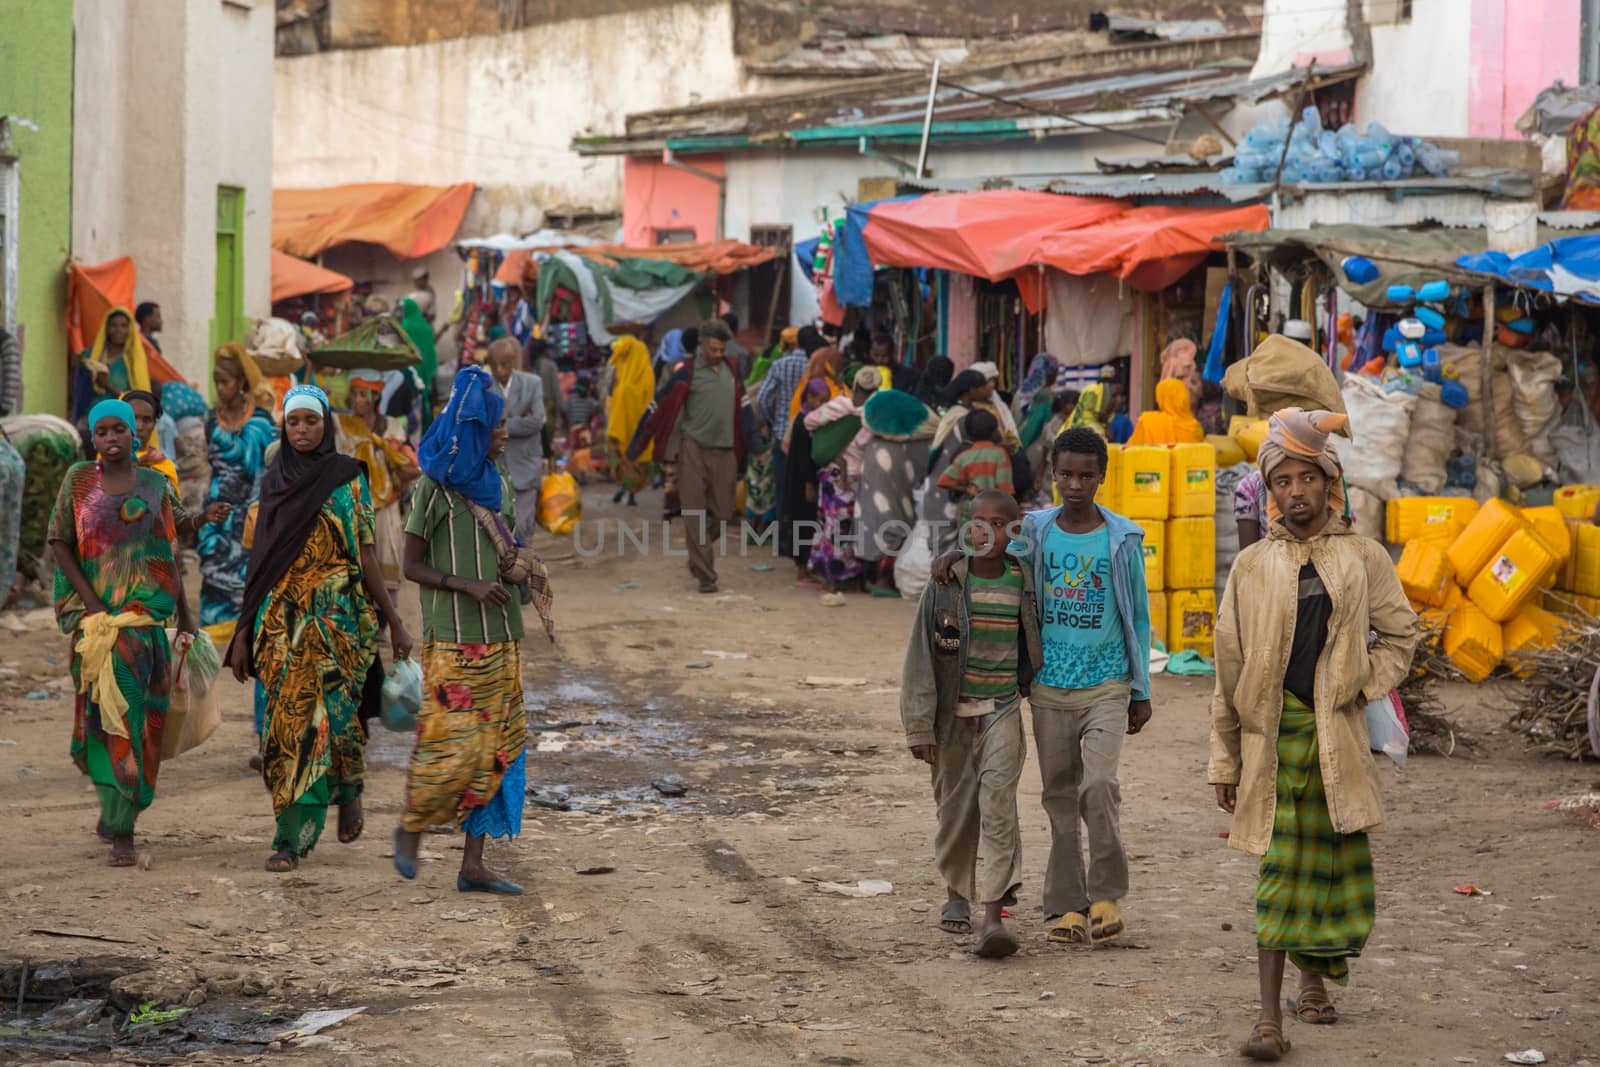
1342, 375, 1415, 500
1401, 383, 1456, 494
537, 471, 582, 535
895, 519, 933, 600
162, 632, 222, 759
1365, 690, 1410, 769
183, 629, 222, 699
381, 657, 422, 733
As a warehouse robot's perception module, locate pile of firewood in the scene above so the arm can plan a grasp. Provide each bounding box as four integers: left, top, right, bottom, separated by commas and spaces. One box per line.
1401, 620, 1469, 757
1506, 629, 1600, 760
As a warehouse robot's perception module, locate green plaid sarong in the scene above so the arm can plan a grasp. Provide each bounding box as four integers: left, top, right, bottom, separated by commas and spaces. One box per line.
1255, 692, 1375, 984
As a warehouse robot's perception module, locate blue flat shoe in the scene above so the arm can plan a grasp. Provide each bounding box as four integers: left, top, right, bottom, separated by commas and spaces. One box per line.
392, 828, 418, 881
457, 873, 524, 895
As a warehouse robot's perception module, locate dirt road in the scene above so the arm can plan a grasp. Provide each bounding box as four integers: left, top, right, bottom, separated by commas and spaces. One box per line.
2, 489, 1597, 1065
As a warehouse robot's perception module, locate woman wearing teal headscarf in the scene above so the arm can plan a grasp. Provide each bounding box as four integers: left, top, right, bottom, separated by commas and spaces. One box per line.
400, 297, 439, 428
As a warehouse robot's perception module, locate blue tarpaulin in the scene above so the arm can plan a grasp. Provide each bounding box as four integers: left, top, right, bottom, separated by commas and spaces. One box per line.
1456, 236, 1600, 305
834, 195, 921, 308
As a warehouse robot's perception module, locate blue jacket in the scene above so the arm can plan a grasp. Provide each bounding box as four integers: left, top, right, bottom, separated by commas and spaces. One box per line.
1010, 504, 1152, 702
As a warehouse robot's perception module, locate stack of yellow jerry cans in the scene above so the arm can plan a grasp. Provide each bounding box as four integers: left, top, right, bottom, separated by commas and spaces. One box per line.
1389, 491, 1591, 682
1099, 442, 1218, 657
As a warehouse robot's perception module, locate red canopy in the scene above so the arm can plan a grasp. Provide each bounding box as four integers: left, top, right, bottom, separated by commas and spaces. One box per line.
1034, 203, 1272, 290
271, 248, 354, 303
863, 190, 1126, 284
273, 182, 475, 260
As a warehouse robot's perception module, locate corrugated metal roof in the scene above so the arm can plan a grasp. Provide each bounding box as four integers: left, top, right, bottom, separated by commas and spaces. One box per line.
902, 168, 1534, 202
1145, 61, 1365, 106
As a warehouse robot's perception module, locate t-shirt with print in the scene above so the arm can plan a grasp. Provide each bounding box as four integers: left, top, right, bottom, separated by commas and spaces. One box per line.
959, 562, 1024, 705
1035, 521, 1129, 691
404, 473, 525, 645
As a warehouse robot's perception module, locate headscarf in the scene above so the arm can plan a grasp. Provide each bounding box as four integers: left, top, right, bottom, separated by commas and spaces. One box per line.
654, 329, 687, 371
1065, 382, 1110, 437
215, 342, 275, 412
1017, 353, 1058, 403
914, 356, 954, 407
607, 336, 656, 460
162, 380, 209, 421
87, 398, 136, 438
938, 369, 987, 410
417, 366, 506, 510
400, 297, 438, 426
788, 346, 845, 424
1128, 378, 1205, 445
1257, 407, 1350, 526
121, 389, 179, 494
86, 307, 152, 394
229, 385, 365, 673
347, 367, 384, 393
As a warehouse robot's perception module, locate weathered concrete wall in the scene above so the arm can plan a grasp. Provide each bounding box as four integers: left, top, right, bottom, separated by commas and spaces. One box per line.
273, 2, 750, 236
0, 2, 74, 414
74, 0, 273, 389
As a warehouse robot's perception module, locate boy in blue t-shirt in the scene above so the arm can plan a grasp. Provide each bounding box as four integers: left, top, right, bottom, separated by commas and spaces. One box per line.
1013, 428, 1152, 947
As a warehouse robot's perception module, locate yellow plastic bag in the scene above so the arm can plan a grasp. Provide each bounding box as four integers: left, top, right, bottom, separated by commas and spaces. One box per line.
537, 471, 582, 535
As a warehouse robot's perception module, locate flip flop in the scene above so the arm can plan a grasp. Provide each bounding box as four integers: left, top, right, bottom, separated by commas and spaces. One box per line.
1046, 911, 1090, 945
939, 900, 972, 935
1089, 899, 1125, 943
264, 850, 299, 873
392, 828, 418, 881
1242, 1021, 1291, 1061
457, 873, 524, 895
972, 927, 1020, 959
1290, 986, 1339, 1025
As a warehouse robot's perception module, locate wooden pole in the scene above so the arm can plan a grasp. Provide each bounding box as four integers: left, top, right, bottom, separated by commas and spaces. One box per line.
1481, 285, 1498, 463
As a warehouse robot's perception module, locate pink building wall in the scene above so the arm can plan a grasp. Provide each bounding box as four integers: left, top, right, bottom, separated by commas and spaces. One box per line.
621, 155, 724, 247
1469, 0, 1581, 138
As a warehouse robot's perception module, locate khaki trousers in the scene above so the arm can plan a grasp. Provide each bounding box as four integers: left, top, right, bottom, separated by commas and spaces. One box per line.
1030, 680, 1130, 918
677, 437, 739, 583
931, 695, 1025, 905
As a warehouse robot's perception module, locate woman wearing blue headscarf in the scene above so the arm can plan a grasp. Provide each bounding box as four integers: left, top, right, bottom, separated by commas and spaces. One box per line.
228, 384, 413, 873
392, 366, 533, 894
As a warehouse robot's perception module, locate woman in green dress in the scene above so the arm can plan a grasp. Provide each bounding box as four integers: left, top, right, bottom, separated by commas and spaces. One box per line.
228, 384, 413, 872
50, 398, 196, 866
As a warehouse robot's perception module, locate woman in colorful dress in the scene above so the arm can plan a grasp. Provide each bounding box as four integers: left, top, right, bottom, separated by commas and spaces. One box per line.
49, 399, 196, 866
335, 368, 420, 603
199, 344, 276, 628
72, 308, 153, 426
227, 385, 413, 873
393, 366, 541, 893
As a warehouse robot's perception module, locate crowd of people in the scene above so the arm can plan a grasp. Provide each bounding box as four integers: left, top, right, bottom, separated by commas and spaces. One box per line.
18, 292, 1417, 1061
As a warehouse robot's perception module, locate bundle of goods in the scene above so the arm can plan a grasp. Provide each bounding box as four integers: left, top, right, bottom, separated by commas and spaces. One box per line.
1397, 616, 1471, 757
1, 414, 81, 586
1390, 494, 1594, 683
1225, 109, 1459, 185
1100, 442, 1218, 659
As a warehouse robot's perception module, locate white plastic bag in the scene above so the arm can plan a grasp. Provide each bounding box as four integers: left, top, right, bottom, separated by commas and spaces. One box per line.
381, 657, 422, 733
895, 519, 933, 600
1365, 691, 1410, 769
1342, 376, 1415, 500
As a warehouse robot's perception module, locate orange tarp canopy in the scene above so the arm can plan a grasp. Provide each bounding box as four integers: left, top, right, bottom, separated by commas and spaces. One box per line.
65, 257, 187, 385
863, 190, 1127, 284
273, 182, 475, 260
493, 238, 780, 290
1033, 203, 1272, 290
271, 248, 355, 303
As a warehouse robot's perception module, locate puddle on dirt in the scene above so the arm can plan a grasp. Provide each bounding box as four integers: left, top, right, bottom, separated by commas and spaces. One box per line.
367, 669, 832, 817
0, 956, 336, 1059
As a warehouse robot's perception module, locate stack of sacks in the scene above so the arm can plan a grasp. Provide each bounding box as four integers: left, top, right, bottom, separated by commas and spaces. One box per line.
1389, 496, 1577, 681
1101, 442, 1218, 659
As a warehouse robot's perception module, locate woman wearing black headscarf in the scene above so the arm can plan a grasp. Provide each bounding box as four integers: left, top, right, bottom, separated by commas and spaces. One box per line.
913, 355, 955, 409
228, 384, 413, 873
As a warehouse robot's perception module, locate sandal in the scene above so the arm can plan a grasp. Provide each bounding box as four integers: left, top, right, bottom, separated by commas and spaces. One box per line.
265, 850, 299, 873
1242, 1021, 1291, 1061
939, 900, 972, 935
1290, 986, 1338, 1025
972, 927, 1020, 959
1046, 911, 1090, 944
1089, 899, 1125, 943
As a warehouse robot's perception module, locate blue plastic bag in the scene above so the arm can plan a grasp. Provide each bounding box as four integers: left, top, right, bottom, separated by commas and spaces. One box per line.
381, 657, 422, 733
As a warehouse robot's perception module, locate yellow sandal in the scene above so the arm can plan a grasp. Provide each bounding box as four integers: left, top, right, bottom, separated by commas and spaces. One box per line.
1046, 911, 1090, 944
1089, 900, 1125, 943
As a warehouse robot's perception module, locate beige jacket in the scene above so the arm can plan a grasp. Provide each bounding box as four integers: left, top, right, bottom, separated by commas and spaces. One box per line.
1208, 514, 1418, 855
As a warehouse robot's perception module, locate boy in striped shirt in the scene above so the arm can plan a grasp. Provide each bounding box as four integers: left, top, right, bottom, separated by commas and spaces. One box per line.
900, 489, 1041, 958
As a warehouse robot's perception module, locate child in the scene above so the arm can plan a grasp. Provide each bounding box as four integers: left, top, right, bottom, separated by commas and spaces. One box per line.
937, 408, 1014, 535
900, 488, 1042, 959
1010, 428, 1153, 946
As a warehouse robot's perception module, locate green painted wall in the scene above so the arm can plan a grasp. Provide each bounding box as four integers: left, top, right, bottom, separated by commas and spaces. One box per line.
0, 3, 73, 415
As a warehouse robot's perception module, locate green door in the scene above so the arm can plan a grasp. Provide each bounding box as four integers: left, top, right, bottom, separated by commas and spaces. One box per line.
212, 185, 244, 351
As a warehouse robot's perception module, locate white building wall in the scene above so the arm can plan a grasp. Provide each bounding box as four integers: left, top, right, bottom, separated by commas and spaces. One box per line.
73, 0, 273, 387
272, 1, 753, 237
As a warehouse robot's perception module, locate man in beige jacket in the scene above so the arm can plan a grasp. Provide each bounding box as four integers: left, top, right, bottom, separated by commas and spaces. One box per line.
1209, 409, 1417, 1062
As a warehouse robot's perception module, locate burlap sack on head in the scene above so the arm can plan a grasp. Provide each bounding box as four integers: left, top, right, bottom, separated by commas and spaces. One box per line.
1223, 335, 1347, 422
